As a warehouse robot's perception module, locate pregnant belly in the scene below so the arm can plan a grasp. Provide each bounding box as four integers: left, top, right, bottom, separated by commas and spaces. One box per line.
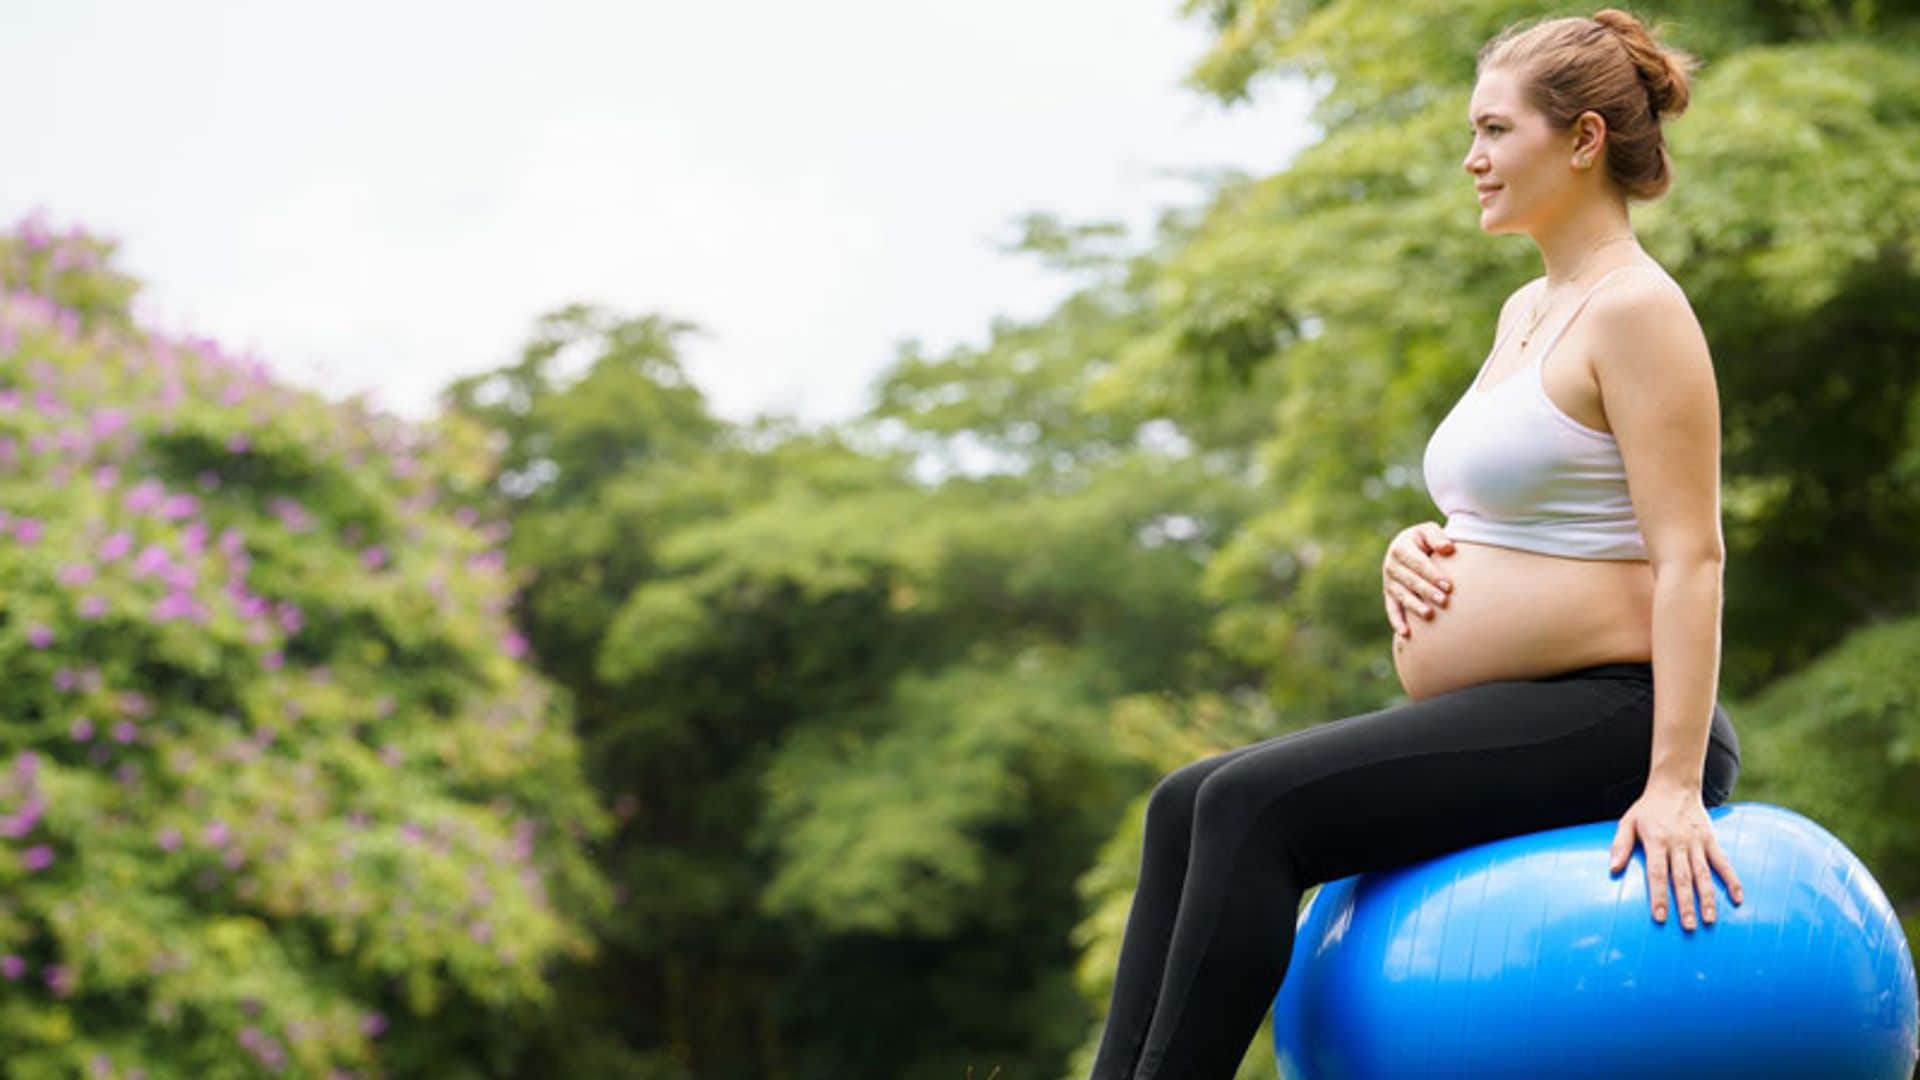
1392, 539, 1657, 701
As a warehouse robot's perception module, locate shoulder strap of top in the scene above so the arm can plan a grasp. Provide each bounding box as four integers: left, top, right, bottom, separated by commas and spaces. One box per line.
1531, 264, 1658, 365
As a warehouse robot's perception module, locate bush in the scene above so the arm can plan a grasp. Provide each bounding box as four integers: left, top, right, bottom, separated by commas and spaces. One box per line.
0, 208, 612, 1078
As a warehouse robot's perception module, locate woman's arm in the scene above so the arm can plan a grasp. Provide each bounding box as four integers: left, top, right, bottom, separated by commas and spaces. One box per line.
1588, 268, 1726, 790
1645, 559, 1723, 791
1591, 270, 1742, 930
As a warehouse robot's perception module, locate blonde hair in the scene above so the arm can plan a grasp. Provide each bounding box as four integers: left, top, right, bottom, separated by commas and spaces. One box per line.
1478, 8, 1703, 201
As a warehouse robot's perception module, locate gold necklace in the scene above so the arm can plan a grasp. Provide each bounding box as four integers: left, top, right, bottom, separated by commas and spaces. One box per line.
1518, 234, 1638, 349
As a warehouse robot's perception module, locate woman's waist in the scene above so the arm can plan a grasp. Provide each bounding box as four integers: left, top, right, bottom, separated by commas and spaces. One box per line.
1442, 539, 1655, 617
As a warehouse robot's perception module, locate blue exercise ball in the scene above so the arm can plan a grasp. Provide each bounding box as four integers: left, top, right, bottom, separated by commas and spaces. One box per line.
1272, 802, 1918, 1079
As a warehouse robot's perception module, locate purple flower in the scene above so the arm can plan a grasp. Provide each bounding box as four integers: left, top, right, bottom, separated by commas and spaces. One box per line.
269, 497, 312, 532
0, 799, 41, 838
53, 667, 78, 691
226, 433, 251, 454
124, 479, 166, 514
88, 408, 128, 439
111, 720, 138, 744
98, 530, 134, 561
132, 543, 171, 578
360, 545, 387, 570
55, 561, 96, 587
156, 827, 180, 851
31, 389, 65, 417
153, 588, 208, 622
0, 954, 24, 979
10, 517, 44, 545
159, 494, 199, 520
78, 594, 107, 619
26, 624, 53, 649
360, 1012, 388, 1038
70, 717, 94, 742
502, 630, 528, 658
204, 820, 230, 846
22, 845, 55, 872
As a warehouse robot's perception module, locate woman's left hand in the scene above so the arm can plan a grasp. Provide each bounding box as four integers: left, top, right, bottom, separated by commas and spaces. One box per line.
1607, 780, 1745, 930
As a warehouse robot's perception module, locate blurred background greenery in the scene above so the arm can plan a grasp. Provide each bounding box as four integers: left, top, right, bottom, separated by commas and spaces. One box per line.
3, 1, 1918, 1077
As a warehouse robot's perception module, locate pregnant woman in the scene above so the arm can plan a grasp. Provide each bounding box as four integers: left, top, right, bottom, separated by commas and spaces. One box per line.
1088, 10, 1745, 1079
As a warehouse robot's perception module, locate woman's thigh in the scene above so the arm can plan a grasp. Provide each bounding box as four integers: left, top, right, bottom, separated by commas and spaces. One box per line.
1190, 665, 1706, 888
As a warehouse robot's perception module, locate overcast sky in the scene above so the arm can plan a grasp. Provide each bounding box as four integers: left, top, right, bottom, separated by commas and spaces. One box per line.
3, 0, 1314, 430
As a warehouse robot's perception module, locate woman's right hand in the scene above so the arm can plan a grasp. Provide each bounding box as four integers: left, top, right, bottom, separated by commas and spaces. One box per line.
1383, 522, 1455, 638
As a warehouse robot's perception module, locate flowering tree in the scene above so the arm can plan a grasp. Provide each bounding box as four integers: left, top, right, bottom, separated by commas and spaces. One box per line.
0, 208, 611, 1078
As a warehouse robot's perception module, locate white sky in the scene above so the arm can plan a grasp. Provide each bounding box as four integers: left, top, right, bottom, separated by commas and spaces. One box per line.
2, 0, 1314, 430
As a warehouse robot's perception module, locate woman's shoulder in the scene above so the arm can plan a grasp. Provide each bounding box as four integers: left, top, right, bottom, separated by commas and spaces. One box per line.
1495, 275, 1548, 336
1590, 261, 1694, 321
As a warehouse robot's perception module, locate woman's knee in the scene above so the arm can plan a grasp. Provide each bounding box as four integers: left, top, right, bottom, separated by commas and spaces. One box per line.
1191, 755, 1286, 837
1147, 755, 1231, 839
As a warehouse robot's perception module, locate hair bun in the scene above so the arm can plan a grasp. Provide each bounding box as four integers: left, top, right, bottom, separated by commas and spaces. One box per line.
1592, 7, 1697, 121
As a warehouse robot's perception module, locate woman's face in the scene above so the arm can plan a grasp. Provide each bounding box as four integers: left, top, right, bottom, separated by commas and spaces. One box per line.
1461, 67, 1580, 235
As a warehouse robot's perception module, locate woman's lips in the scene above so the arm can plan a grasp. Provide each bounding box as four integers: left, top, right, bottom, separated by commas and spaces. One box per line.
1477, 187, 1501, 203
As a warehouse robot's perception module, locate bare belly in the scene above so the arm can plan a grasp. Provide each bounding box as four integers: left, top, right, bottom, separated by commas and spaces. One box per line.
1392, 539, 1656, 700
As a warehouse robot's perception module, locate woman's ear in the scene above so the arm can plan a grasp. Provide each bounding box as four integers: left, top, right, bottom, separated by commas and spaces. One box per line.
1573, 111, 1607, 167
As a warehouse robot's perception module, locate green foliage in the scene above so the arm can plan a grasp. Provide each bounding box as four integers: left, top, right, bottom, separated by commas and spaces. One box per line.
435, 262, 1274, 1074
1733, 612, 1920, 916
0, 210, 610, 1077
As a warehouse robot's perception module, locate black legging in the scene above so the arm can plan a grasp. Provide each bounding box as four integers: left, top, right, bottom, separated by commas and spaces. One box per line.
1088, 660, 1741, 1079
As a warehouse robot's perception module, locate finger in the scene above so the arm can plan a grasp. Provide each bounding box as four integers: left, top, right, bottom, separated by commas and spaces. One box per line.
1692, 845, 1716, 925
1417, 534, 1456, 588
1646, 842, 1670, 922
1392, 582, 1433, 618
1385, 595, 1406, 636
1703, 834, 1743, 905
1608, 817, 1634, 874
1392, 561, 1449, 606
1420, 524, 1456, 556
1669, 845, 1698, 930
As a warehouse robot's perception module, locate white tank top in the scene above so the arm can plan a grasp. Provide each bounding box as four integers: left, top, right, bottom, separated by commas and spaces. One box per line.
1422, 265, 1656, 561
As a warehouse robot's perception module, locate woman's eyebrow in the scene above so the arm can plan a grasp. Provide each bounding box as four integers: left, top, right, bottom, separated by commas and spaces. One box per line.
1471, 111, 1510, 124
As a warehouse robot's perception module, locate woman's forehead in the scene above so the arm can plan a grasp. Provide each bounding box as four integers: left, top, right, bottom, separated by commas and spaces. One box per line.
1469, 74, 1525, 120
